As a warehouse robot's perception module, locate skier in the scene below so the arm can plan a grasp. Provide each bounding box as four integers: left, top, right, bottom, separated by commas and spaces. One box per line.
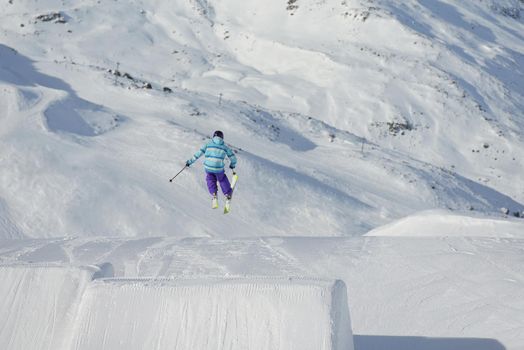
186, 130, 237, 210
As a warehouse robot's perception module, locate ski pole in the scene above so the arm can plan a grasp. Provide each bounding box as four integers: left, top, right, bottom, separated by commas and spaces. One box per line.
169, 165, 188, 182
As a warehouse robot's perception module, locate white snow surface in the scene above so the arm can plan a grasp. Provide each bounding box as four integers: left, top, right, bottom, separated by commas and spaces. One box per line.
1, 0, 524, 349
0, 265, 94, 350
0, 263, 353, 350
366, 209, 524, 237
69, 278, 352, 350
0, 237, 523, 349
0, 0, 523, 238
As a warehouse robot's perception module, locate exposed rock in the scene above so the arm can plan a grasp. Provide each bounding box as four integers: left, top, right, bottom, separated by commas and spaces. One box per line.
287, 0, 298, 12
491, 4, 522, 19
122, 73, 134, 81
387, 121, 413, 135
109, 69, 122, 77
35, 12, 67, 24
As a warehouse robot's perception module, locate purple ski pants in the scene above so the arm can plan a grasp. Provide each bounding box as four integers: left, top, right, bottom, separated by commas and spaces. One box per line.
206, 171, 232, 196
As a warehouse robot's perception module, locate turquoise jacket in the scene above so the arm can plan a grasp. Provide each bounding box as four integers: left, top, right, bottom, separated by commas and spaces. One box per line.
187, 136, 237, 173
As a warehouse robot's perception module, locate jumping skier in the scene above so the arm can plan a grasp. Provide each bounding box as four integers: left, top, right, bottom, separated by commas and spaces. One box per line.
186, 130, 238, 212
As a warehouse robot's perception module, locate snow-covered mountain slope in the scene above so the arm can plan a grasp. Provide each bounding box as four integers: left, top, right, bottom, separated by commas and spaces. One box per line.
0, 0, 523, 238
1, 1, 524, 349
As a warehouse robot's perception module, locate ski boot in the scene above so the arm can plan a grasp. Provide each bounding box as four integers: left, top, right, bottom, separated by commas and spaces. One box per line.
212, 193, 218, 209
224, 194, 232, 214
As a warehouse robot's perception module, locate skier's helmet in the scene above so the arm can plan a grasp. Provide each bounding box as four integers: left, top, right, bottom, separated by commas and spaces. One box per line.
213, 130, 224, 139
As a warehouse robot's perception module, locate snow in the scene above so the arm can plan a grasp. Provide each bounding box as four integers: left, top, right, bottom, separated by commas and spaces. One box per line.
0, 237, 523, 349
0, 0, 524, 349
69, 278, 352, 350
0, 265, 94, 350
366, 209, 524, 237
1, 0, 524, 238
0, 263, 353, 350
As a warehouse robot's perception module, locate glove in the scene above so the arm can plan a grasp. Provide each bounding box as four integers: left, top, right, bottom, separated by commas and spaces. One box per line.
229, 164, 235, 169
186, 160, 191, 167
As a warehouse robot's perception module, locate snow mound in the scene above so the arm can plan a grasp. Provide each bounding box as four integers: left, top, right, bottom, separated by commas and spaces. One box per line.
366, 210, 524, 238
0, 265, 94, 350
69, 277, 354, 350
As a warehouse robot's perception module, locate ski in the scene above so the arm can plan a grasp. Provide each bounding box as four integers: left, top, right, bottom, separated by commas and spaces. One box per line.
224, 172, 238, 214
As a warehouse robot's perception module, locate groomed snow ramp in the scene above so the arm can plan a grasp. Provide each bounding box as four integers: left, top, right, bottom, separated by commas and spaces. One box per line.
69, 278, 354, 350
0, 265, 94, 350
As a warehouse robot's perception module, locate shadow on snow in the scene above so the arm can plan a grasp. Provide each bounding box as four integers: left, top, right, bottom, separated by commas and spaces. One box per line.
354, 334, 506, 350
0, 43, 118, 136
